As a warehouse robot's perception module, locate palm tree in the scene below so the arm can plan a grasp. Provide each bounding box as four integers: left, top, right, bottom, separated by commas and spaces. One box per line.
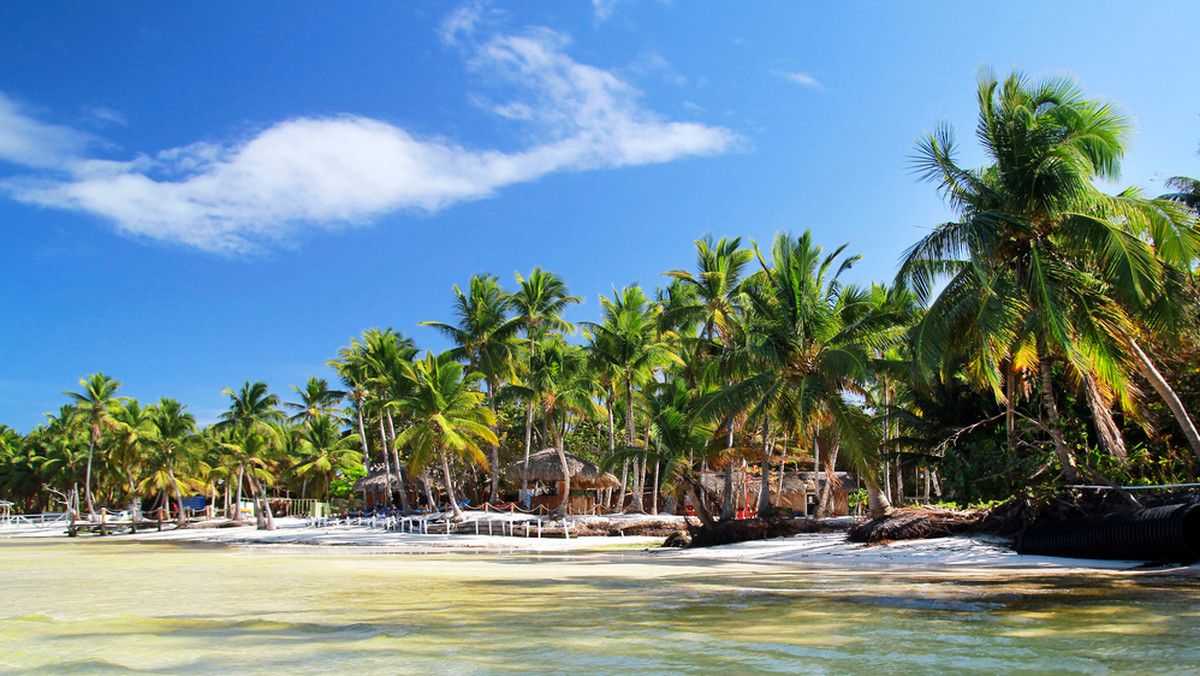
509, 268, 581, 490
216, 381, 284, 529
898, 69, 1200, 477
110, 400, 155, 528
583, 285, 682, 512
144, 398, 199, 526
705, 232, 901, 518
292, 414, 361, 500
663, 236, 753, 520
394, 351, 498, 521
285, 377, 345, 425
421, 274, 522, 503
64, 373, 126, 518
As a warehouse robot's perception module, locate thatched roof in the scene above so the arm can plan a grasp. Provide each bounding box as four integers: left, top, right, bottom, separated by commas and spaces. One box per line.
778, 473, 819, 494
792, 471, 859, 492
504, 449, 620, 489
352, 464, 433, 493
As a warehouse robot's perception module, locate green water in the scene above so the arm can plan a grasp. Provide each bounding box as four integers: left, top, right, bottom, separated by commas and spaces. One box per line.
2, 540, 1199, 674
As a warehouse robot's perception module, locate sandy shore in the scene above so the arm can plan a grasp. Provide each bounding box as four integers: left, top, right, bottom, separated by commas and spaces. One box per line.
4, 513, 1193, 573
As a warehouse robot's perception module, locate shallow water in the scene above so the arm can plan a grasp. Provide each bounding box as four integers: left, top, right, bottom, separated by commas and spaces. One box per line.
1, 540, 1199, 674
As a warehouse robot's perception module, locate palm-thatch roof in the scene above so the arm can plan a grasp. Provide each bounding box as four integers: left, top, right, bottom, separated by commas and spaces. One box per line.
778, 473, 819, 494
352, 464, 433, 493
504, 449, 620, 489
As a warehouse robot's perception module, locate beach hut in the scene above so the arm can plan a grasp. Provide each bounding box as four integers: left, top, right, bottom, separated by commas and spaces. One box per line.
352, 464, 423, 509
778, 471, 859, 516
503, 449, 619, 514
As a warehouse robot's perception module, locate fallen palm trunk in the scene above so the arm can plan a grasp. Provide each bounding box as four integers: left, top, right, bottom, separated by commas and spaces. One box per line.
847, 507, 984, 543
1015, 504, 1200, 563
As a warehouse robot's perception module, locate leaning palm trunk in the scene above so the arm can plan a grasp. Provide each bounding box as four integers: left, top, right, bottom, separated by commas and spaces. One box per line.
439, 451, 464, 521
552, 420, 572, 516
816, 439, 839, 519
235, 464, 245, 520
864, 474, 892, 519
720, 420, 736, 521
757, 417, 771, 516
1037, 341, 1082, 482
84, 429, 98, 518
168, 464, 186, 527
355, 404, 371, 468
680, 472, 717, 529
250, 471, 276, 531
521, 402, 534, 491
616, 460, 629, 512
378, 417, 397, 508
127, 472, 139, 533
1127, 337, 1200, 462
386, 412, 412, 514
421, 471, 437, 512
650, 460, 660, 515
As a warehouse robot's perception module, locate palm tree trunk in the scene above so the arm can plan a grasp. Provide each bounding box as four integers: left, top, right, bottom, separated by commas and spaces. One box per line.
681, 473, 716, 529
865, 474, 893, 519
354, 401, 371, 468
1037, 338, 1082, 482
235, 464, 245, 520
757, 416, 771, 517
440, 450, 464, 521
421, 471, 437, 512
720, 418, 735, 521
552, 414, 571, 516
377, 416, 396, 508
1127, 336, 1200, 461
1005, 362, 1018, 457
521, 401, 534, 491
84, 427, 98, 518
617, 460, 628, 512
650, 458, 660, 515
168, 461, 186, 527
127, 471, 139, 533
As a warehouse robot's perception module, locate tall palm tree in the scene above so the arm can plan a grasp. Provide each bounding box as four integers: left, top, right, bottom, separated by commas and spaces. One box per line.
64, 373, 126, 518
292, 414, 361, 501
144, 398, 200, 526
285, 377, 345, 425
216, 381, 284, 528
509, 268, 581, 490
584, 285, 682, 512
421, 274, 522, 503
898, 69, 1200, 477
110, 400, 155, 528
705, 232, 901, 518
394, 351, 498, 521
663, 236, 753, 520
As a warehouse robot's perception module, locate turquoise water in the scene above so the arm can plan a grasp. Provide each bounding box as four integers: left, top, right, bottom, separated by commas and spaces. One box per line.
1, 539, 1198, 674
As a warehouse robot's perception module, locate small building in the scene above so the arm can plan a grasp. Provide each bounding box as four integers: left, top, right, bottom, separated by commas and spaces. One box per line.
503, 449, 619, 514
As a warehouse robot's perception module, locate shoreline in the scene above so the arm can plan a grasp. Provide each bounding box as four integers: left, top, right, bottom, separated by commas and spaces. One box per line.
4, 514, 1196, 575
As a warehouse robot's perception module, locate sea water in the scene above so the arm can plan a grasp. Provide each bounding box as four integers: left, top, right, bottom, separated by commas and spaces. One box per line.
1, 539, 1198, 674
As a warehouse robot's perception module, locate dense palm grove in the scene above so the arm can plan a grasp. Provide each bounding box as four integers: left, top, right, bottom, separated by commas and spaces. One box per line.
4, 72, 1200, 529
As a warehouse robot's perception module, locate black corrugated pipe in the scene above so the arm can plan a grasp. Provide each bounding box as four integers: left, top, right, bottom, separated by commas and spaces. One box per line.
1015, 503, 1200, 563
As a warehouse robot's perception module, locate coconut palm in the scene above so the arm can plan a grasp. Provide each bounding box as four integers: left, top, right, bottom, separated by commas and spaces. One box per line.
421, 274, 522, 503
583, 285, 682, 512
64, 373, 126, 518
142, 398, 201, 526
285, 377, 345, 425
663, 236, 753, 519
289, 414, 360, 500
509, 268, 581, 489
110, 400, 155, 527
704, 231, 901, 518
898, 69, 1200, 477
216, 381, 284, 528
394, 351, 497, 521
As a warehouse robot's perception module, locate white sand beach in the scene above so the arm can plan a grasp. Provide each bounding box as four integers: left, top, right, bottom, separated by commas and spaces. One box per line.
7, 512, 1191, 574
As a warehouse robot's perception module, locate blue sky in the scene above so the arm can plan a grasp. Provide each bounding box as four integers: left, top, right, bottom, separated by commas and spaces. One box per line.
2, 1, 1198, 431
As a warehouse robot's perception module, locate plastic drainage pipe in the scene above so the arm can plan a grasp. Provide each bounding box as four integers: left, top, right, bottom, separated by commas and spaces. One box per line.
1015, 503, 1200, 563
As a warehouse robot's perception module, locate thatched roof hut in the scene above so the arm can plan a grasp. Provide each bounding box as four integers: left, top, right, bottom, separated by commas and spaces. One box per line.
352, 464, 433, 494
504, 449, 620, 489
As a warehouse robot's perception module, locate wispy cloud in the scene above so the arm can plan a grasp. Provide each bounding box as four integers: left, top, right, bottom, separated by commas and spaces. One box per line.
0, 14, 737, 256
0, 93, 95, 169
774, 70, 823, 90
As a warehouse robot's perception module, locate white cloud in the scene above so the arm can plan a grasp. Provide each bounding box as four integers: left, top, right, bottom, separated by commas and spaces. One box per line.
775, 70, 823, 89
1, 19, 738, 255
0, 93, 95, 169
